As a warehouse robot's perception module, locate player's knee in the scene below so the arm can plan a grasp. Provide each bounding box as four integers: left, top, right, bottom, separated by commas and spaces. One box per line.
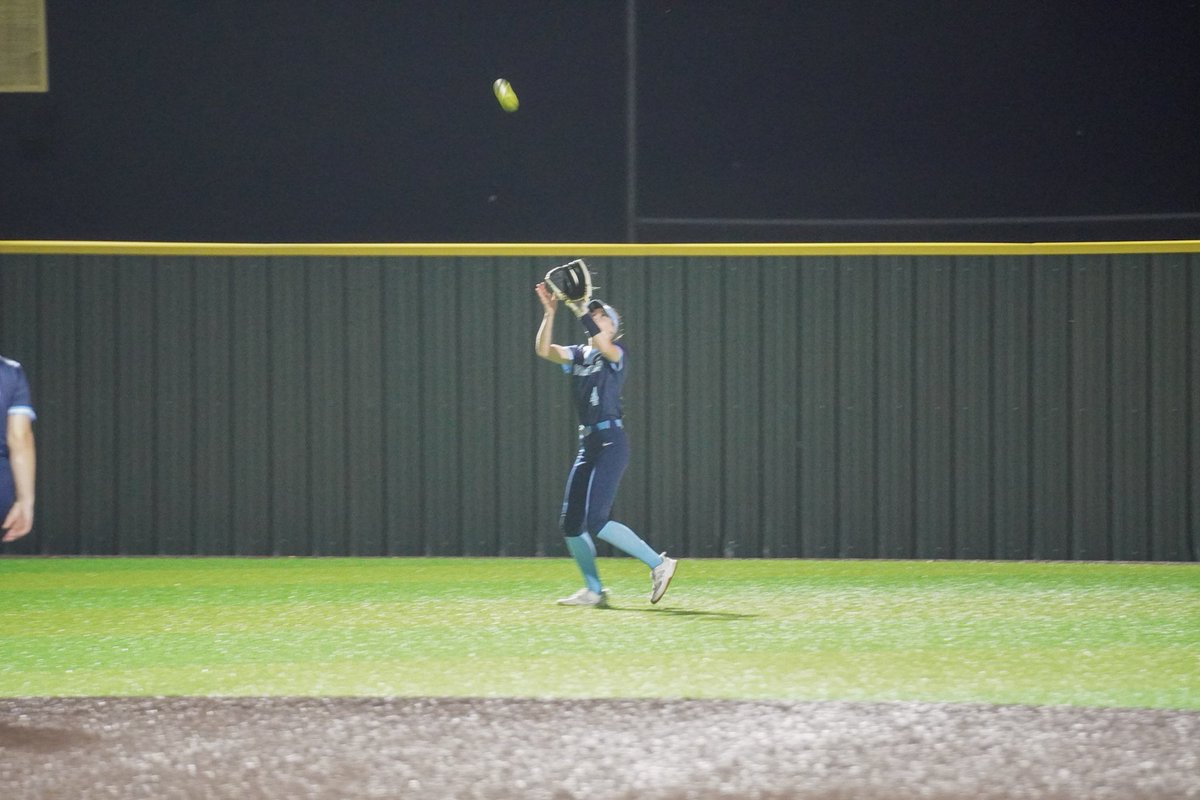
585, 515, 610, 539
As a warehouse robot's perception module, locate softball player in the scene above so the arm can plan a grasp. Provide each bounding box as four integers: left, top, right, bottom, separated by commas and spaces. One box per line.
0, 355, 36, 543
534, 282, 677, 607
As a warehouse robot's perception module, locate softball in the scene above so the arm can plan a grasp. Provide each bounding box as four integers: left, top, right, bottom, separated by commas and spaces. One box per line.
493, 78, 519, 112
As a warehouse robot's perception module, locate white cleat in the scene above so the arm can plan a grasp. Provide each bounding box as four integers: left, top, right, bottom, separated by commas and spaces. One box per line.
650, 553, 678, 604
556, 587, 609, 608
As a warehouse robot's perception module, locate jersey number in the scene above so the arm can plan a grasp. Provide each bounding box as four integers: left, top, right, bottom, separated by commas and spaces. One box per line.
589, 387, 599, 407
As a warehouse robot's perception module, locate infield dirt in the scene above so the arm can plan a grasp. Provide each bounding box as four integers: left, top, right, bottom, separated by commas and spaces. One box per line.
2, 697, 1197, 799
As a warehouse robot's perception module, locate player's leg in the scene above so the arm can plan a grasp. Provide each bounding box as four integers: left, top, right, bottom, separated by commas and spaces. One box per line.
563, 532, 602, 593
586, 431, 660, 568
557, 447, 606, 604
587, 430, 678, 603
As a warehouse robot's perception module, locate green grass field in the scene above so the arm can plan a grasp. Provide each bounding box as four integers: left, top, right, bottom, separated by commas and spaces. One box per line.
1, 557, 1196, 708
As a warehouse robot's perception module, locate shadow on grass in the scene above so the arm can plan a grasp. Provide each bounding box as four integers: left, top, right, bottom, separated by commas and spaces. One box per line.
606, 607, 759, 620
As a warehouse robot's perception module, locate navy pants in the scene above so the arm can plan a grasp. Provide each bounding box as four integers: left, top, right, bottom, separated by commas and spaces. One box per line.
0, 462, 12, 516
559, 426, 630, 537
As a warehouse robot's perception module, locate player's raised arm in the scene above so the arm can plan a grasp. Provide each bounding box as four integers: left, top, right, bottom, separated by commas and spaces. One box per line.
534, 282, 571, 364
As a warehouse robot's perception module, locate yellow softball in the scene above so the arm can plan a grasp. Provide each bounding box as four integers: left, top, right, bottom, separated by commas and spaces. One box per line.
492, 78, 519, 112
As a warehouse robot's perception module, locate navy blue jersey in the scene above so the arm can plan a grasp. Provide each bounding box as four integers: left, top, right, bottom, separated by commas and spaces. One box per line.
562, 343, 626, 426
0, 355, 36, 463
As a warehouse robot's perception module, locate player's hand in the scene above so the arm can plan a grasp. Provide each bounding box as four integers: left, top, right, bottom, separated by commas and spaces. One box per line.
1, 500, 33, 542
535, 282, 558, 312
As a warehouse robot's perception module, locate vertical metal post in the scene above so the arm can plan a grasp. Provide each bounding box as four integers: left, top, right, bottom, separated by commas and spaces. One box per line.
625, 0, 638, 243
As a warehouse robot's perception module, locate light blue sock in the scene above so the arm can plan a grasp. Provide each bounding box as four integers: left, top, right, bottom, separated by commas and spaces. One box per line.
564, 533, 603, 593
596, 521, 663, 569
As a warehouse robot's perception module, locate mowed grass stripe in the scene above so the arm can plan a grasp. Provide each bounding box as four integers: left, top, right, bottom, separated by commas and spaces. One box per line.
1, 557, 1196, 707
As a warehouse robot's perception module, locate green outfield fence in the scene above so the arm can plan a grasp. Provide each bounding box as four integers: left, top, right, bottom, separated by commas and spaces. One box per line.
1, 240, 1198, 560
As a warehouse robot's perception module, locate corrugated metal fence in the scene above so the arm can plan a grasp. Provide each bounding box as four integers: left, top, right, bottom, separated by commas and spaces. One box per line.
0, 247, 1196, 560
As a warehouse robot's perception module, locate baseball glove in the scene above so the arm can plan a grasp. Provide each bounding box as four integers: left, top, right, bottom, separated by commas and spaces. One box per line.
543, 259, 592, 306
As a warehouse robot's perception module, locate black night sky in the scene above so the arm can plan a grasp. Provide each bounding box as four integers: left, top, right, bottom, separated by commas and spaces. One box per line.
2, 1, 1198, 242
